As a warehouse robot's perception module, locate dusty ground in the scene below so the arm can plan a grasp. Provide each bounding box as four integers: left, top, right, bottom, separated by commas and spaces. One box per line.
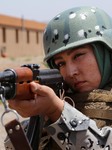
0, 56, 47, 149
0, 55, 46, 71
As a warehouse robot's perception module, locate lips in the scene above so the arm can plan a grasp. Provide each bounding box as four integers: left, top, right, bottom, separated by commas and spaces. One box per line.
65, 78, 87, 91
75, 81, 86, 88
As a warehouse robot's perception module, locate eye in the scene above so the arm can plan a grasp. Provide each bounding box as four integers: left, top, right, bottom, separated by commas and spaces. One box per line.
55, 61, 65, 69
73, 53, 85, 60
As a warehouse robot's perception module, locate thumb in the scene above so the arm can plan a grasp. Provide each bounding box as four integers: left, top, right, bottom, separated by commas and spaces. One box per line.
30, 81, 53, 96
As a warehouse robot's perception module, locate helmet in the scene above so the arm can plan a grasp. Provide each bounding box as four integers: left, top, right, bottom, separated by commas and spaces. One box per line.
43, 6, 112, 67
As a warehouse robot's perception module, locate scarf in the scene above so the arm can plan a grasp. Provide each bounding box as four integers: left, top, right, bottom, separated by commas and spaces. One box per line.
92, 43, 112, 89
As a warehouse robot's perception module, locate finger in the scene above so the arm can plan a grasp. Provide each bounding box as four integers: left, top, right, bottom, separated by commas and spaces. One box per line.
30, 82, 53, 96
8, 99, 36, 111
8, 99, 39, 117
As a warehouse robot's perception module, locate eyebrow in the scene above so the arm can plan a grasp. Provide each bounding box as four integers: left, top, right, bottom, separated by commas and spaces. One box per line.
54, 56, 62, 61
54, 45, 87, 61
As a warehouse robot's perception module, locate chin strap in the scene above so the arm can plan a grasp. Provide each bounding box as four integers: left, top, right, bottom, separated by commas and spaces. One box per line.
59, 88, 75, 107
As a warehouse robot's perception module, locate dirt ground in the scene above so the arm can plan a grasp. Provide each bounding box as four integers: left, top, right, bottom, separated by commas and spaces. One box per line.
0, 55, 46, 71
0, 55, 47, 149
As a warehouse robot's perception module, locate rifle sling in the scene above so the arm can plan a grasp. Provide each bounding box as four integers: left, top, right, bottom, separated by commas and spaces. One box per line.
5, 119, 32, 150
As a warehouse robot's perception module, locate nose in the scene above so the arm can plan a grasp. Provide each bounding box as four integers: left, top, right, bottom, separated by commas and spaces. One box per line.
66, 62, 78, 78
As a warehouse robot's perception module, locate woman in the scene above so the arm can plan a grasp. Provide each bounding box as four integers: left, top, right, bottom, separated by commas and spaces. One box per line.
8, 6, 112, 149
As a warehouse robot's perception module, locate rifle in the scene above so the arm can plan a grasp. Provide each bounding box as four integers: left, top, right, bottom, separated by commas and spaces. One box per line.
0, 64, 63, 100
0, 64, 64, 150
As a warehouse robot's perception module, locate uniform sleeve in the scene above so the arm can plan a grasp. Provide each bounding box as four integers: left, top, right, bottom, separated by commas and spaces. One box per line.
45, 102, 112, 150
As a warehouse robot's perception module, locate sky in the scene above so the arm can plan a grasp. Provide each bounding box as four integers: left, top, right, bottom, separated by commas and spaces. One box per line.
0, 0, 112, 23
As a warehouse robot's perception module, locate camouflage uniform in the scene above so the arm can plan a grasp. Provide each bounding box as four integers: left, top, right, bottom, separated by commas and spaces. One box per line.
42, 6, 112, 149
39, 89, 112, 150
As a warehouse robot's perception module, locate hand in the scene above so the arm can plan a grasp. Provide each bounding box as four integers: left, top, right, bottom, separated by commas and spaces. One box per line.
8, 81, 64, 122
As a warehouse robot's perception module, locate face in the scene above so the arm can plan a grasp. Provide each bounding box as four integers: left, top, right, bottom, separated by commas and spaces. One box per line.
54, 45, 101, 93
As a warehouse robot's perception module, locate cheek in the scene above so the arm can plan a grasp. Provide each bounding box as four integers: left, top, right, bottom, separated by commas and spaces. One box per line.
84, 55, 99, 73
59, 69, 66, 78
85, 59, 101, 87
59, 69, 70, 84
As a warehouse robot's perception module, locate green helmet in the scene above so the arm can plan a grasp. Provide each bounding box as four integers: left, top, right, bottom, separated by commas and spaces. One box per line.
43, 6, 112, 67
